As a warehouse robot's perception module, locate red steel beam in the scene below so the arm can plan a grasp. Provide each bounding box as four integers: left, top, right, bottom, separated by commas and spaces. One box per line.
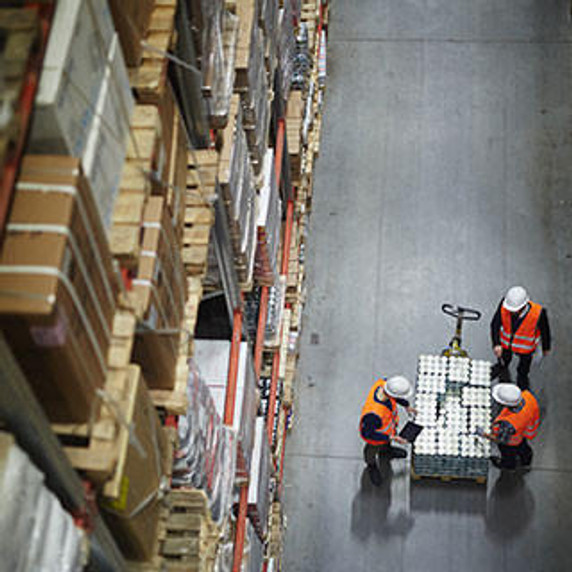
254, 286, 269, 377
232, 485, 249, 572
224, 307, 243, 426
274, 118, 286, 190
278, 407, 289, 495
266, 349, 281, 444
281, 198, 295, 276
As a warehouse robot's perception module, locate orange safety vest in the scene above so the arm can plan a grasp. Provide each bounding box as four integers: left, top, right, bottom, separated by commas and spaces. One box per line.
500, 302, 542, 355
359, 379, 400, 445
492, 390, 540, 446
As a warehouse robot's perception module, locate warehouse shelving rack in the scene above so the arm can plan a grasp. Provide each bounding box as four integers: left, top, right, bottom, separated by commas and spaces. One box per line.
0, 2, 53, 238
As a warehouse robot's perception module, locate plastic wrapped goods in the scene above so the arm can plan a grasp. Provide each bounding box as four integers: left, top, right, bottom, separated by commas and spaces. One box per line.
0, 433, 86, 571
173, 360, 237, 526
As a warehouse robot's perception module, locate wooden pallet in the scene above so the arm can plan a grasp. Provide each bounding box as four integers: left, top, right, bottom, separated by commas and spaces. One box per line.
127, 489, 221, 572
109, 105, 162, 268
128, 0, 177, 104
411, 468, 487, 485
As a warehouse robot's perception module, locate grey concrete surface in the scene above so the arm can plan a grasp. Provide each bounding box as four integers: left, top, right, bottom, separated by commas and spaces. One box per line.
283, 1, 572, 571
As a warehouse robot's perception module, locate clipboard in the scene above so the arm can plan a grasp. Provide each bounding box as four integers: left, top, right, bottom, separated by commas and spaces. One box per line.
399, 421, 424, 443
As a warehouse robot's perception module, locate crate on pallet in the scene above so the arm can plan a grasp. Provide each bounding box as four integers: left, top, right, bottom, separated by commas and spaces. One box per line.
254, 149, 281, 286
218, 96, 258, 290
202, 5, 239, 129
194, 340, 258, 481
286, 90, 304, 184
131, 197, 187, 390
108, 0, 155, 67
128, 0, 178, 104
247, 418, 272, 540
0, 156, 119, 423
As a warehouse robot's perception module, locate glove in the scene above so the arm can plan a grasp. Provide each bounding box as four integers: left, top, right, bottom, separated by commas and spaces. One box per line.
475, 426, 484, 437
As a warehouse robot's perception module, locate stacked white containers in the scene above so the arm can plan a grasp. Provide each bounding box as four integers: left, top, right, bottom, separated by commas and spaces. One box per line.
413, 355, 492, 479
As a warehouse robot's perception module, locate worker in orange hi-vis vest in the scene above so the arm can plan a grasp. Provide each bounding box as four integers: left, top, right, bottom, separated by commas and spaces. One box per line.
490, 286, 551, 390
478, 383, 540, 470
359, 376, 417, 485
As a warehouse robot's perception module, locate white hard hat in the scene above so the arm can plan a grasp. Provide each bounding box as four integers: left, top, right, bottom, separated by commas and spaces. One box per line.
385, 376, 413, 399
503, 286, 529, 313
492, 383, 522, 407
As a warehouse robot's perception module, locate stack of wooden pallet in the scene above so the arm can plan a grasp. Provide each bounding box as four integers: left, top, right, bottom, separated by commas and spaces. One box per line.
127, 489, 221, 572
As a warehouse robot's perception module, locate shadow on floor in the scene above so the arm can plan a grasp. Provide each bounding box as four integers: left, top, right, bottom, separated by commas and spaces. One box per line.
350, 459, 415, 542
411, 478, 488, 516
484, 470, 536, 543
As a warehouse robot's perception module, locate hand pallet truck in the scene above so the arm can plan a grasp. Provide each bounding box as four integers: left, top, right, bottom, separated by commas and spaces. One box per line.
440, 304, 482, 358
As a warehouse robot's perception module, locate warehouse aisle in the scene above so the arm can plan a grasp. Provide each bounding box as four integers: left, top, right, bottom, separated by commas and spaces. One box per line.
284, 1, 572, 571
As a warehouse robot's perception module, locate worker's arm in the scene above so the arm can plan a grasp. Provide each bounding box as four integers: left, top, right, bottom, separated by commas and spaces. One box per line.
478, 421, 514, 444
490, 300, 503, 356
539, 308, 551, 354
394, 397, 417, 416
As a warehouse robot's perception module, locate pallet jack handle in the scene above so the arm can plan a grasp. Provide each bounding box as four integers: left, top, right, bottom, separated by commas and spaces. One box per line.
441, 304, 482, 322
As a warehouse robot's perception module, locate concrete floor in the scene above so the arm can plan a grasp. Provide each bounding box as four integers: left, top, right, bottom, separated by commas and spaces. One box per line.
283, 1, 572, 571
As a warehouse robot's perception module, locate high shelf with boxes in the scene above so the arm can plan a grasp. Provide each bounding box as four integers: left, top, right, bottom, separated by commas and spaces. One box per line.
0, 0, 329, 570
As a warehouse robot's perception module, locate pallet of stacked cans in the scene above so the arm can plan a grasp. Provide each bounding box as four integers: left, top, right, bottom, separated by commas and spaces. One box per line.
234, 0, 271, 174
0, 433, 88, 571
254, 149, 282, 286
217, 96, 259, 289
412, 355, 492, 483
201, 0, 240, 128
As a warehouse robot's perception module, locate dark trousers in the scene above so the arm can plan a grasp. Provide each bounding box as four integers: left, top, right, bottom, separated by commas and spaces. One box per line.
500, 349, 533, 390
498, 439, 533, 469
363, 443, 389, 466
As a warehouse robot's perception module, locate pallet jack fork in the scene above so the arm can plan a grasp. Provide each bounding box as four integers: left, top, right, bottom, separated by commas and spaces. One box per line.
441, 304, 482, 358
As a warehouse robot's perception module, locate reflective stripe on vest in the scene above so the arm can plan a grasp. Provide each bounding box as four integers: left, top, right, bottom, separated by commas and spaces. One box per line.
359, 378, 400, 444
493, 390, 540, 446
500, 302, 542, 354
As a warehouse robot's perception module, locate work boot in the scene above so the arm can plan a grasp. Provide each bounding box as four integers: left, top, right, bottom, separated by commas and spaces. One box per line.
367, 464, 382, 486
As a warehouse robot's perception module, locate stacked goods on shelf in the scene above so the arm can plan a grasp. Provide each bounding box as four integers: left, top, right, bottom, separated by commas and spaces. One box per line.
412, 355, 492, 481
0, 433, 87, 571
107, 0, 155, 67
0, 8, 39, 176
264, 277, 287, 348
242, 521, 265, 572
254, 149, 281, 286
0, 156, 119, 422
158, 489, 222, 571
218, 96, 258, 289
29, 0, 134, 235
266, 501, 284, 568
247, 418, 272, 540
173, 361, 236, 527
276, 0, 298, 102
96, 369, 172, 561
126, 0, 177, 104
286, 90, 303, 185
131, 197, 187, 389
193, 340, 258, 479
184, 150, 217, 274
291, 21, 312, 90
235, 0, 271, 174
256, 0, 279, 75
201, 0, 239, 127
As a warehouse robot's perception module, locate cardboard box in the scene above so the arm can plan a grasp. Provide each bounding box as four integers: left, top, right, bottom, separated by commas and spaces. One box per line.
132, 197, 187, 389
0, 156, 119, 422
83, 33, 135, 232
100, 368, 168, 561
29, 0, 115, 157
108, 0, 155, 66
